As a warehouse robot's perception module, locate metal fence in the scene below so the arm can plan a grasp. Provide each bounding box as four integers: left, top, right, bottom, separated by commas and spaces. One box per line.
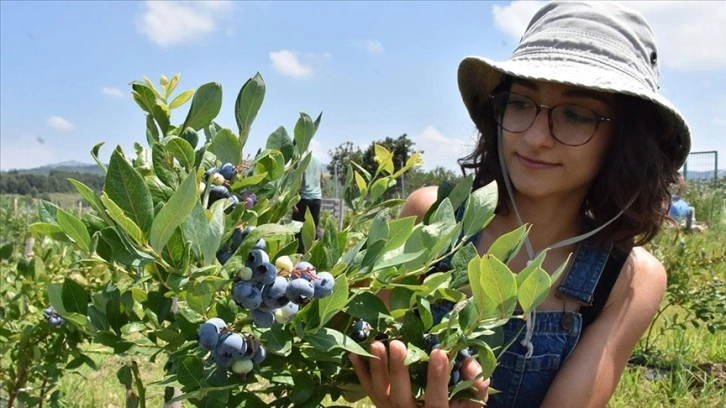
683, 150, 719, 185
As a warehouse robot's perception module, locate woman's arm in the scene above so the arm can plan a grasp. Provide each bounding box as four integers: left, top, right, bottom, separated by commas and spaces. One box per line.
541, 247, 667, 408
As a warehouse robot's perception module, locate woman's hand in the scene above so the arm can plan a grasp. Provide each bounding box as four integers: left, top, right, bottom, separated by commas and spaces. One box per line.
349, 339, 489, 407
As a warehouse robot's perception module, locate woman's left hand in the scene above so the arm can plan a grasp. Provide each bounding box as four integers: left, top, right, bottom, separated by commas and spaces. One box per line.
349, 339, 489, 407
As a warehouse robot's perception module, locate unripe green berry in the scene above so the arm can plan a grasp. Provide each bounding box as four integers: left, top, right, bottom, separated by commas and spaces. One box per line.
231, 359, 254, 374
275, 255, 294, 272
237, 266, 254, 281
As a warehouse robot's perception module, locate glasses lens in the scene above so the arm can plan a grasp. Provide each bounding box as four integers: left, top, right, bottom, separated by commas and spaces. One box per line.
492, 93, 536, 133
550, 105, 599, 146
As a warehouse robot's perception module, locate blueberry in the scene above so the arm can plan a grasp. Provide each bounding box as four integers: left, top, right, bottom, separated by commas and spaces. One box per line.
312, 271, 335, 298
251, 309, 275, 328
219, 163, 236, 180
209, 185, 231, 204
233, 281, 262, 310
286, 278, 315, 304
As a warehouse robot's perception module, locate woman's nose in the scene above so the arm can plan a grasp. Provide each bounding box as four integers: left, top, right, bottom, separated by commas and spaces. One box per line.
521, 109, 556, 147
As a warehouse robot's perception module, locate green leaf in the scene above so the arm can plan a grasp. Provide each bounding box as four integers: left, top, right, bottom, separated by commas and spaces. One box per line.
301, 208, 315, 253
209, 128, 242, 166
104, 148, 154, 235
517, 267, 551, 314
152, 143, 179, 187
47, 283, 67, 314
62, 278, 88, 315
467, 255, 518, 320
91, 142, 107, 173
444, 173, 474, 214
68, 179, 113, 225
38, 199, 59, 223
488, 224, 528, 265
461, 180, 498, 238
182, 203, 225, 266
176, 356, 205, 390
229, 172, 267, 190
306, 328, 373, 357
346, 292, 392, 326
367, 211, 389, 245
266, 126, 293, 163
131, 83, 157, 114
315, 275, 349, 329
180, 127, 199, 149
181, 81, 223, 131
56, 208, 91, 251
260, 324, 293, 356
164, 136, 196, 170
235, 73, 265, 147
373, 144, 394, 175
100, 193, 145, 245
169, 89, 194, 110
384, 216, 416, 251
150, 171, 198, 253
451, 242, 479, 289
293, 113, 315, 155
98, 227, 155, 268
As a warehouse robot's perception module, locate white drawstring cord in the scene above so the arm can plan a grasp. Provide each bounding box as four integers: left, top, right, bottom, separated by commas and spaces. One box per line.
495, 126, 635, 359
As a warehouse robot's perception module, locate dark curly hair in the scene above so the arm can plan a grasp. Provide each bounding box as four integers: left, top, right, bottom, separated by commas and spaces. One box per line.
458, 76, 684, 250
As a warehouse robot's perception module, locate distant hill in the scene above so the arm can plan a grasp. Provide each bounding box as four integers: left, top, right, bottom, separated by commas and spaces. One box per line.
685, 169, 726, 180
3, 161, 104, 176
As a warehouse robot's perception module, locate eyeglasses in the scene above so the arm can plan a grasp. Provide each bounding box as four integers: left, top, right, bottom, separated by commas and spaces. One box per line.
489, 92, 612, 146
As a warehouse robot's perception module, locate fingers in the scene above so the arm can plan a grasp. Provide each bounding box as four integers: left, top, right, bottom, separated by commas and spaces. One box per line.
459, 356, 489, 406
369, 341, 392, 401
423, 348, 451, 407
388, 340, 417, 407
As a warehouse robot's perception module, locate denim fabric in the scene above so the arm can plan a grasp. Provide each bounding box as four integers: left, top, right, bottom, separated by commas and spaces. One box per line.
432, 225, 612, 407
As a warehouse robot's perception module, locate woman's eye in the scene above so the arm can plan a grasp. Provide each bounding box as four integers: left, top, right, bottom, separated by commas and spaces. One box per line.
560, 106, 596, 123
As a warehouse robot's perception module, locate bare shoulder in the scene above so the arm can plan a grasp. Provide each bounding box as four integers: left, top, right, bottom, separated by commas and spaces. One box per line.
398, 186, 439, 222
608, 246, 667, 311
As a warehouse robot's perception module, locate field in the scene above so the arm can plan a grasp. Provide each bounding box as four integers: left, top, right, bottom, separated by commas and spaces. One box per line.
1, 180, 724, 407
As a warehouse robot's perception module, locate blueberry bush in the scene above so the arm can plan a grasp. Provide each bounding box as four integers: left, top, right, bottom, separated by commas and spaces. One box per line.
14, 73, 563, 407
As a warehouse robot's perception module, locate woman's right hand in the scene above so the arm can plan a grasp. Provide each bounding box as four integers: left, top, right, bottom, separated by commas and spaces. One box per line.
349, 339, 489, 407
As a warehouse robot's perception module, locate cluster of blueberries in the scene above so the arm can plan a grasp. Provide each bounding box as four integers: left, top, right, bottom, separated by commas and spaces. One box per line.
43, 305, 64, 327
197, 317, 265, 374
423, 334, 476, 385
232, 252, 335, 329
203, 162, 257, 214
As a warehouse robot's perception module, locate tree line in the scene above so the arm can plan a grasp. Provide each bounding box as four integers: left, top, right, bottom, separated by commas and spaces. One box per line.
0, 170, 104, 197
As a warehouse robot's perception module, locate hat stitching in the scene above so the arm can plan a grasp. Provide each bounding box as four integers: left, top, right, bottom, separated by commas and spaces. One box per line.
506, 49, 656, 92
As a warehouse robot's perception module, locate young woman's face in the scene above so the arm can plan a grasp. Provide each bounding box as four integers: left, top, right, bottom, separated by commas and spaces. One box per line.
500, 79, 618, 202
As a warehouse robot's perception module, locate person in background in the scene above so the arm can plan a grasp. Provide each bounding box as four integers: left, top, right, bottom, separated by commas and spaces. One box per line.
350, 1, 690, 407
669, 194, 694, 227
293, 150, 325, 252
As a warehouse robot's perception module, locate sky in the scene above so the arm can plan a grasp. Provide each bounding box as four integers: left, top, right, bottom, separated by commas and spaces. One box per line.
1, 1, 725, 173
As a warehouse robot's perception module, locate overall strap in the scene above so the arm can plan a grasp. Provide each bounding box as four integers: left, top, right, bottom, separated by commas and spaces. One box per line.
557, 238, 613, 305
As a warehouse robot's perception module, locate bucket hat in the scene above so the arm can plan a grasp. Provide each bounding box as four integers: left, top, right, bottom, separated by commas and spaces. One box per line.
458, 1, 691, 167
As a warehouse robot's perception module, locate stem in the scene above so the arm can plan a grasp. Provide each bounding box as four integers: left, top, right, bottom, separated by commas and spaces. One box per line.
7, 365, 27, 408
38, 377, 48, 408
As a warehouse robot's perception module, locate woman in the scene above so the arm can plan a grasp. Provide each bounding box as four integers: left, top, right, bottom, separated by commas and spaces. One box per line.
350, 1, 690, 407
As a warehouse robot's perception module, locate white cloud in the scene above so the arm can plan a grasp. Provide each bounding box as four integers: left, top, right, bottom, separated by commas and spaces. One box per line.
492, 1, 726, 72
136, 1, 234, 47
0, 135, 57, 170
47, 116, 74, 131
366, 40, 384, 54
269, 50, 313, 78
492, 1, 545, 40
412, 126, 473, 171
629, 2, 726, 71
101, 86, 125, 98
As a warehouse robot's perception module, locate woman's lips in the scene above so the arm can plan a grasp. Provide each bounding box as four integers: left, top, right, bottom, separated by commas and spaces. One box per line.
516, 153, 558, 169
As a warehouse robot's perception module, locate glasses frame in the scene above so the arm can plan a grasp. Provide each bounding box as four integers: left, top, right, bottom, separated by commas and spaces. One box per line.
489, 91, 613, 146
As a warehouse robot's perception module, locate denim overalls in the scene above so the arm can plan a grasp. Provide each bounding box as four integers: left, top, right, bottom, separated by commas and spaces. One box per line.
433, 234, 615, 407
